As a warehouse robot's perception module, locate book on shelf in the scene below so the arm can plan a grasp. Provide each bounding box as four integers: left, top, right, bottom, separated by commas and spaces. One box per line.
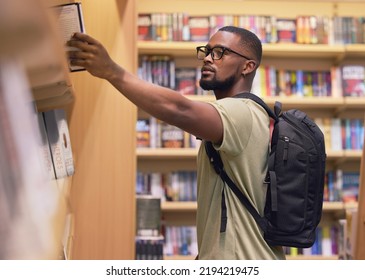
175, 67, 197, 95
338, 209, 358, 260
136, 118, 150, 148
163, 226, 198, 257
51, 2, 86, 72
276, 18, 296, 43
37, 112, 56, 180
137, 13, 152, 41
342, 172, 360, 203
44, 109, 75, 179
188, 16, 210, 42
341, 65, 365, 97
135, 235, 164, 260
325, 169, 360, 203
160, 122, 185, 148
136, 195, 161, 237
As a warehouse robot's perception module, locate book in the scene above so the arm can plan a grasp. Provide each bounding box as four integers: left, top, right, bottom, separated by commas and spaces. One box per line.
189, 16, 210, 42
175, 67, 197, 95
52, 2, 86, 72
341, 65, 365, 97
276, 18, 296, 43
37, 112, 56, 179
135, 235, 164, 260
44, 109, 74, 179
136, 118, 150, 148
342, 172, 360, 203
136, 195, 161, 237
160, 122, 185, 148
55, 109, 74, 177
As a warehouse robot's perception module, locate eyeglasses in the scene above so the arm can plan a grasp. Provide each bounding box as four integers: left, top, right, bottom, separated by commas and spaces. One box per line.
196, 45, 252, 61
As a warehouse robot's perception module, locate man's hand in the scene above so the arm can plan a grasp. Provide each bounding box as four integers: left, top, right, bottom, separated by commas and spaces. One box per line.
67, 32, 118, 80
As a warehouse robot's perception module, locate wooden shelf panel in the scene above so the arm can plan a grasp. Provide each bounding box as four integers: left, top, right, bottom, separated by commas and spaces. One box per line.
161, 201, 357, 212
162, 201, 197, 212
137, 148, 362, 161
139, 95, 365, 112
137, 148, 199, 159
138, 41, 348, 60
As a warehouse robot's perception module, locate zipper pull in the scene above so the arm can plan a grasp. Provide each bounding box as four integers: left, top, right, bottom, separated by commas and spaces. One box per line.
283, 136, 289, 161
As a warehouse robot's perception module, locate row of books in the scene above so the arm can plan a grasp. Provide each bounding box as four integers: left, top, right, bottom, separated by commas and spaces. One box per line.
162, 226, 198, 257
253, 67, 332, 97
139, 55, 365, 97
256, 65, 365, 98
316, 117, 364, 152
137, 168, 361, 205
325, 170, 360, 203
136, 117, 201, 149
136, 116, 363, 152
38, 109, 75, 180
138, 13, 365, 45
138, 55, 211, 96
136, 171, 197, 202
135, 235, 164, 260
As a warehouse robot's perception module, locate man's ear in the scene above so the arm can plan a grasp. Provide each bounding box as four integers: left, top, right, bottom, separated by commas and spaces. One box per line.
242, 60, 257, 76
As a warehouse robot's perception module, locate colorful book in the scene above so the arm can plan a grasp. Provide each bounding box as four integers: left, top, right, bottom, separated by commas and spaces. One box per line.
136, 118, 151, 148
341, 65, 365, 97
189, 16, 210, 42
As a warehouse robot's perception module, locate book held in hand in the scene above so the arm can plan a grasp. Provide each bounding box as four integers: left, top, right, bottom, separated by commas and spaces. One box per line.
51, 2, 86, 72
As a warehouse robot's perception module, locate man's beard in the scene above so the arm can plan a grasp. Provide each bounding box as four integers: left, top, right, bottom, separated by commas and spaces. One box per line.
199, 75, 235, 91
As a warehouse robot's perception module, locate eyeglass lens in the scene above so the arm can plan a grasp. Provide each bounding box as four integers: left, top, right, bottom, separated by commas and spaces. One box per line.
197, 47, 224, 60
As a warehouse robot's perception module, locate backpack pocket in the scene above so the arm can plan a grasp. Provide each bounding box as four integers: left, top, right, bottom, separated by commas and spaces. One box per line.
268, 136, 308, 234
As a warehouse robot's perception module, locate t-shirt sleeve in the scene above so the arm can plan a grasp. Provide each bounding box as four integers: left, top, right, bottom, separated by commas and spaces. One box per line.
209, 98, 253, 156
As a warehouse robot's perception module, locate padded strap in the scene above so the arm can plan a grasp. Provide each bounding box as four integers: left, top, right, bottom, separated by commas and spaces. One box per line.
220, 189, 227, 232
204, 141, 267, 232
233, 92, 277, 121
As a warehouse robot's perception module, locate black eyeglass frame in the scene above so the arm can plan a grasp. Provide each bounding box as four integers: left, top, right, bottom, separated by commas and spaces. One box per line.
196, 45, 252, 61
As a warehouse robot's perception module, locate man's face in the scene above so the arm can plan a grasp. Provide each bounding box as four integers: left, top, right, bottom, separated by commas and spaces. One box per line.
199, 31, 247, 92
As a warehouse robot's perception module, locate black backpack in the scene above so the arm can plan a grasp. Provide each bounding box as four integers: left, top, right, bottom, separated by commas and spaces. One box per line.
205, 92, 326, 248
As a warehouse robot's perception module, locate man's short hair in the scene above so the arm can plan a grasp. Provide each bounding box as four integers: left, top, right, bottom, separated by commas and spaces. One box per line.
218, 26, 262, 66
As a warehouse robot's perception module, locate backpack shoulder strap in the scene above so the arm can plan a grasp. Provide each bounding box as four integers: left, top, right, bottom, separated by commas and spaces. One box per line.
233, 92, 278, 121
204, 141, 267, 232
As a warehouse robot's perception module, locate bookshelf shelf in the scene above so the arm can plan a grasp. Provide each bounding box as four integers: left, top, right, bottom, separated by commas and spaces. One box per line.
137, 148, 199, 159
176, 95, 365, 111
35, 86, 75, 112
344, 44, 365, 58
137, 148, 362, 162
138, 41, 347, 60
161, 201, 358, 213
161, 201, 197, 212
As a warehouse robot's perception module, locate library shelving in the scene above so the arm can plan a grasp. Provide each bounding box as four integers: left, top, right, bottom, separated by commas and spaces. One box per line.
0, 0, 76, 259
136, 0, 365, 259
2, 0, 138, 260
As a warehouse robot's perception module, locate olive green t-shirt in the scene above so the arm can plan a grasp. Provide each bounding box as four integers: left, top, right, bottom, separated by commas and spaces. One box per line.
196, 97, 285, 260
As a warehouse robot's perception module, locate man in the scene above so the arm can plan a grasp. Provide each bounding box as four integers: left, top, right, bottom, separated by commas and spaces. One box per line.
68, 26, 285, 259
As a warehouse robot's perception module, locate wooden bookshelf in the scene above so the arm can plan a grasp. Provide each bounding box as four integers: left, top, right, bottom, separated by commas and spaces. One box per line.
66, 0, 138, 259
